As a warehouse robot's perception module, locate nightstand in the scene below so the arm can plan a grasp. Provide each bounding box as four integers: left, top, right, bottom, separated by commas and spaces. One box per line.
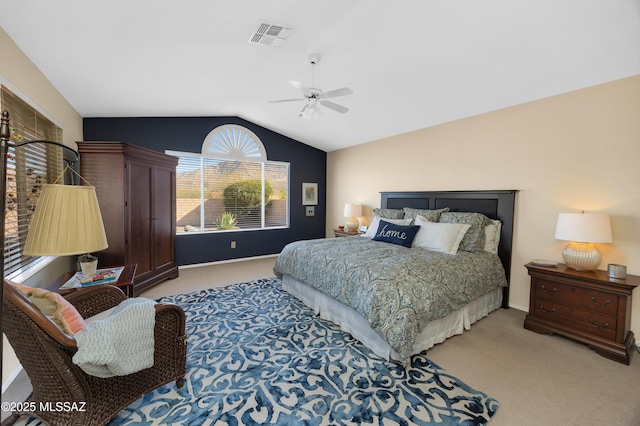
333, 228, 362, 238
524, 262, 639, 364
47, 264, 138, 298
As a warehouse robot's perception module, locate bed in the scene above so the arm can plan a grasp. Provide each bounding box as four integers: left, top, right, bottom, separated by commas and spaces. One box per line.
274, 190, 517, 364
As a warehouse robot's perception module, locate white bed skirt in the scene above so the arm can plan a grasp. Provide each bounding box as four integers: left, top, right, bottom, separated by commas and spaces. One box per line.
282, 274, 503, 362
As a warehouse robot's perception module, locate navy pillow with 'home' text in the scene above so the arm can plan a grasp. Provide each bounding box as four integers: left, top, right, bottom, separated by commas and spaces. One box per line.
372, 220, 420, 248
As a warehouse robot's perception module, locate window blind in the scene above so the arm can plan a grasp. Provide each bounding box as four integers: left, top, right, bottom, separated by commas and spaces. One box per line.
170, 150, 289, 233
1, 86, 64, 277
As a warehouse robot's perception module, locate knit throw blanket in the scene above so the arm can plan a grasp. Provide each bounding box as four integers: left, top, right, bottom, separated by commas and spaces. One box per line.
73, 297, 156, 378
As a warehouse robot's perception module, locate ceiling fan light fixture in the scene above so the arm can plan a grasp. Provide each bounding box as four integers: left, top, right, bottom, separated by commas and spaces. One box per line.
300, 101, 321, 120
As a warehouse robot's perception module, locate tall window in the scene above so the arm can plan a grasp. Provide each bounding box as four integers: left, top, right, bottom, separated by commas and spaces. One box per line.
168, 125, 289, 233
1, 86, 64, 278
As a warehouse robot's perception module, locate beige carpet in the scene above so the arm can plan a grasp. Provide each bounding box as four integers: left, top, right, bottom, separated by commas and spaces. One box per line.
427, 308, 640, 426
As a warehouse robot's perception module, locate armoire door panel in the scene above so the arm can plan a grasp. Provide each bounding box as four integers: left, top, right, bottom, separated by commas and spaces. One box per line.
128, 161, 154, 279
153, 165, 175, 272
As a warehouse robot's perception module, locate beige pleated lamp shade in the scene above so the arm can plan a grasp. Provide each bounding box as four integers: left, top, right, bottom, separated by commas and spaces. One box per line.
23, 184, 108, 256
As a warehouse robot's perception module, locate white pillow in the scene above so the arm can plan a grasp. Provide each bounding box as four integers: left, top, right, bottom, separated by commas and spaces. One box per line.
363, 216, 412, 239
413, 215, 471, 254
483, 219, 502, 254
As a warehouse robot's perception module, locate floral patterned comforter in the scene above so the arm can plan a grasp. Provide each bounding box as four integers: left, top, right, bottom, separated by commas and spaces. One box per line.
273, 236, 507, 362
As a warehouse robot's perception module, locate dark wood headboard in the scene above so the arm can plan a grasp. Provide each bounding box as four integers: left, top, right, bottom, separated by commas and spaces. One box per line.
381, 190, 517, 308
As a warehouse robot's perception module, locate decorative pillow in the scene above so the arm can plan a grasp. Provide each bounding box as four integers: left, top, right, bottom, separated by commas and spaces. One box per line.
363, 216, 412, 239
413, 216, 471, 254
372, 208, 405, 219
372, 220, 420, 248
8, 280, 86, 335
438, 212, 491, 253
402, 207, 449, 223
484, 219, 502, 254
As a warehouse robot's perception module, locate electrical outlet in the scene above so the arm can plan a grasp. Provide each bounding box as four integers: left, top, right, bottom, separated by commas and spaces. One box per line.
231, 241, 236, 249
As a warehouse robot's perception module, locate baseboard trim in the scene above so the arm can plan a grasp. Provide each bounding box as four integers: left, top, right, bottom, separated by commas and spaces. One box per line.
178, 254, 279, 270
1, 365, 23, 394
508, 302, 528, 312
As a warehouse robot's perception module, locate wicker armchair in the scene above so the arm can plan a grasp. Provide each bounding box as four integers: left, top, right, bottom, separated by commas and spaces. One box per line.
2, 281, 187, 426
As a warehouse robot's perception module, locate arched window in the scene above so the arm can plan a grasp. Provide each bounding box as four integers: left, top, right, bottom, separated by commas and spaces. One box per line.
168, 125, 289, 234
202, 124, 267, 162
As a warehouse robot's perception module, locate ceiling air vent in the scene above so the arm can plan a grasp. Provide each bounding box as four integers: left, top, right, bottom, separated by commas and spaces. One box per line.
248, 21, 293, 47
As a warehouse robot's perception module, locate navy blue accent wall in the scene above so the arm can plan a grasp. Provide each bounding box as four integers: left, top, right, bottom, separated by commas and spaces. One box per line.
83, 116, 326, 266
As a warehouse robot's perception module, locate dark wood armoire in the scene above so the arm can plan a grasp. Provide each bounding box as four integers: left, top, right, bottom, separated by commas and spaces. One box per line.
77, 141, 179, 294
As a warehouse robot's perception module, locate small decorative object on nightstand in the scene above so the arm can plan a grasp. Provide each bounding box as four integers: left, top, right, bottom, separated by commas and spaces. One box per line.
333, 228, 362, 238
78, 253, 99, 276
524, 262, 639, 364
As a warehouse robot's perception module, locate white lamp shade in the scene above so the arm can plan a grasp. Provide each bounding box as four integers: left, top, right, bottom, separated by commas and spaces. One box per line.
554, 213, 612, 243
343, 203, 362, 218
23, 184, 108, 256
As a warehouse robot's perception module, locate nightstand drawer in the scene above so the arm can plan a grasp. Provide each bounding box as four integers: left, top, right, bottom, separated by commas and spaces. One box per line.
533, 279, 619, 316
533, 299, 617, 341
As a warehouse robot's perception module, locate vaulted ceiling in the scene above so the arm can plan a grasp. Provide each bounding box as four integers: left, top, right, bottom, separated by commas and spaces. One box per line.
1, 0, 638, 151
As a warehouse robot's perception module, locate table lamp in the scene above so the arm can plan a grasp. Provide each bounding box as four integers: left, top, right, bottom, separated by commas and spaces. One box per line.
343, 203, 362, 232
554, 212, 612, 271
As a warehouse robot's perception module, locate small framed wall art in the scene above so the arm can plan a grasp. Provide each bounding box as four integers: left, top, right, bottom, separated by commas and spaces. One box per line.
302, 182, 318, 205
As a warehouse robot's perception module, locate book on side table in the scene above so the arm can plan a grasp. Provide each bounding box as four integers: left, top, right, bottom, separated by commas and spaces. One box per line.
60, 266, 125, 289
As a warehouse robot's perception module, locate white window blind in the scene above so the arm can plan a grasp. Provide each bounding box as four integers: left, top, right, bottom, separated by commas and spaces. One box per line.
169, 150, 289, 233
1, 86, 64, 277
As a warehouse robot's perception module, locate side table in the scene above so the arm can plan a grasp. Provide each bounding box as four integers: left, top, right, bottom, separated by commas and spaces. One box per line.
524, 262, 639, 364
48, 264, 138, 298
333, 228, 363, 237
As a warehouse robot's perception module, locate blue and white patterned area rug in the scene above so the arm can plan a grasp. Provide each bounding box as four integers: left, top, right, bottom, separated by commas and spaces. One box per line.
13, 277, 498, 425
111, 277, 499, 425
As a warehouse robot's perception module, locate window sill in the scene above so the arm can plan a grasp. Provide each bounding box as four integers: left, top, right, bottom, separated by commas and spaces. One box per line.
5, 256, 57, 284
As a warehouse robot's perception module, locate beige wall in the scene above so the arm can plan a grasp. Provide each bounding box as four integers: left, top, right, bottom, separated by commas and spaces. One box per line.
327, 76, 640, 332
1, 27, 84, 388
0, 27, 83, 147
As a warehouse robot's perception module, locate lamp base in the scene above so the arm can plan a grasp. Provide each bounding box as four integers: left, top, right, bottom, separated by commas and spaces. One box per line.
345, 217, 359, 232
562, 242, 602, 271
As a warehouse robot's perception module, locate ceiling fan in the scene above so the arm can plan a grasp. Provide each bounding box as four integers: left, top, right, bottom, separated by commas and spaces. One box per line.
269, 54, 353, 119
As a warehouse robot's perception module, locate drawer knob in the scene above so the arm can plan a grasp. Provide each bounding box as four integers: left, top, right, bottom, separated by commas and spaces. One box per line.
540, 305, 556, 314
589, 319, 609, 329
540, 285, 557, 294
590, 297, 610, 307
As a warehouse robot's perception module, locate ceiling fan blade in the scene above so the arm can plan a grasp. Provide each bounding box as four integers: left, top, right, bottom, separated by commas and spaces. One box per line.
268, 98, 306, 103
289, 80, 312, 97
320, 100, 349, 114
320, 87, 353, 99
